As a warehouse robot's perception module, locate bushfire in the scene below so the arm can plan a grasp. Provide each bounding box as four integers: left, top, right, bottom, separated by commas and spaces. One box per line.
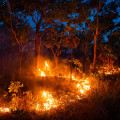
35, 91, 58, 111
0, 61, 91, 113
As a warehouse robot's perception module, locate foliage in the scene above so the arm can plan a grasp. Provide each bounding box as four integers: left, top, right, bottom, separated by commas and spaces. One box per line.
8, 81, 23, 93
64, 25, 80, 49
72, 58, 83, 74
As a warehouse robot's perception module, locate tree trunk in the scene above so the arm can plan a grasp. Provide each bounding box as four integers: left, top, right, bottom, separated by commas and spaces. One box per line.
92, 7, 99, 73
35, 27, 41, 73
54, 55, 58, 68
108, 54, 110, 68
70, 48, 73, 80
93, 35, 97, 72
84, 45, 88, 73
19, 47, 22, 81
35, 40, 40, 72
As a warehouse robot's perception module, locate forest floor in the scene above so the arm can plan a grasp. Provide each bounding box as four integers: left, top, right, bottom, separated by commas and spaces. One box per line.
0, 98, 120, 120
0, 73, 120, 120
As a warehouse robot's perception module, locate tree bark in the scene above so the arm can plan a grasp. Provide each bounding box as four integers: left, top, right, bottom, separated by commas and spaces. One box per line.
93, 35, 97, 72
35, 25, 41, 73
51, 48, 58, 68
35, 39, 40, 72
19, 46, 22, 81
70, 48, 73, 80
54, 55, 58, 68
108, 54, 110, 68
84, 44, 88, 73
92, 8, 99, 73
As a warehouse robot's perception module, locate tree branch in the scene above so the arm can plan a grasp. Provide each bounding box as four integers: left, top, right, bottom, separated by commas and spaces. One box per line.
99, 24, 113, 33
32, 10, 37, 25
21, 40, 35, 53
37, 3, 48, 31
16, 2, 27, 26
6, 0, 20, 45
85, 20, 95, 36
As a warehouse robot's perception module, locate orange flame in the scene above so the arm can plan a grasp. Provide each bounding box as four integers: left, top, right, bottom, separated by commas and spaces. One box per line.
38, 68, 46, 77
0, 107, 10, 113
45, 61, 49, 68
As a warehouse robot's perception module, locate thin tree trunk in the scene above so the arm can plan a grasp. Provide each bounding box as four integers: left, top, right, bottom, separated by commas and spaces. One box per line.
51, 48, 58, 68
19, 46, 22, 81
35, 27, 41, 73
1, 39, 5, 73
108, 54, 110, 68
92, 6, 99, 73
93, 35, 97, 72
35, 41, 40, 72
54, 55, 58, 68
70, 48, 73, 80
84, 45, 87, 73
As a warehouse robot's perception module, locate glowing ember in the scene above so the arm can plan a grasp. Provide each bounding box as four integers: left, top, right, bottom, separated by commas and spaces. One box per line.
80, 89, 84, 94
36, 103, 40, 111
0, 107, 10, 113
43, 103, 50, 110
83, 85, 90, 90
84, 80, 89, 84
105, 71, 111, 75
77, 83, 80, 88
77, 95, 82, 100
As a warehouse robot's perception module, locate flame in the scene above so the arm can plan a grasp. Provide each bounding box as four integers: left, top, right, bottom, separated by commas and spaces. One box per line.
35, 91, 58, 111
42, 91, 57, 111
80, 89, 84, 94
45, 61, 49, 72
45, 61, 49, 68
38, 68, 46, 77
83, 85, 90, 90
43, 103, 50, 110
0, 107, 10, 113
72, 76, 74, 79
43, 91, 47, 98
76, 78, 91, 95
41, 71, 46, 76
77, 83, 80, 88
84, 80, 89, 84
36, 103, 40, 111
35, 60, 92, 108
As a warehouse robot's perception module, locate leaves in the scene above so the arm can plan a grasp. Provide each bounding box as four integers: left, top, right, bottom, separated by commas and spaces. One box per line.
73, 58, 82, 68
8, 81, 23, 93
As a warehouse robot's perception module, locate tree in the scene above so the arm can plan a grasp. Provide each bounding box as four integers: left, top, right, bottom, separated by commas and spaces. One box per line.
107, 28, 120, 54
25, 0, 77, 72
98, 44, 117, 68
76, 0, 118, 72
5, 0, 32, 80
77, 29, 93, 73
64, 25, 80, 79
43, 26, 64, 67
107, 28, 120, 66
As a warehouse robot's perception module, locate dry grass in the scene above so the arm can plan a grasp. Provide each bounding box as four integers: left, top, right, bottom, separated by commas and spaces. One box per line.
0, 72, 120, 120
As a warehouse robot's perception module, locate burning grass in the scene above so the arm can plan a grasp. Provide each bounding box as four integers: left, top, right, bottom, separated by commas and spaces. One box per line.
0, 73, 91, 114
0, 60, 120, 120
0, 73, 120, 120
